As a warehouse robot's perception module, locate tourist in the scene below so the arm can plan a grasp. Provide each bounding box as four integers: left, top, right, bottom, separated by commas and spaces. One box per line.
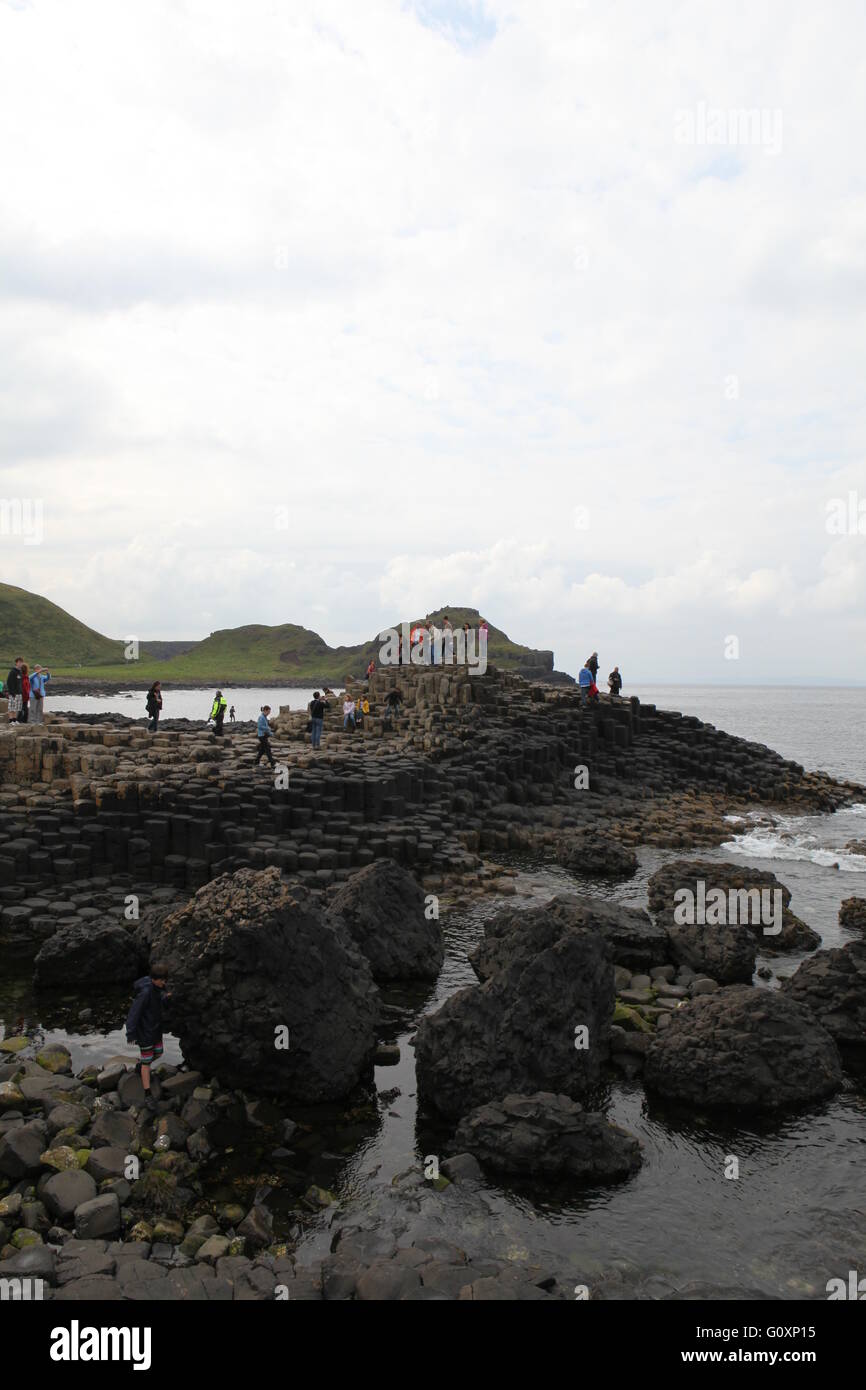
355, 696, 364, 728
5, 657, 23, 724
19, 662, 30, 723
383, 686, 403, 729
361, 695, 370, 719
30, 666, 51, 724
308, 690, 329, 749
209, 690, 227, 736
588, 677, 600, 705
442, 615, 453, 662
343, 696, 356, 731
365, 659, 376, 679
125, 963, 170, 1114
578, 663, 593, 707
229, 704, 236, 722
608, 666, 623, 697
145, 681, 162, 732
255, 706, 276, 767
429, 618, 441, 665
585, 651, 599, 679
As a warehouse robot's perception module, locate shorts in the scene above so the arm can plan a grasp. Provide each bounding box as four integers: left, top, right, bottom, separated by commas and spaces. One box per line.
139, 1038, 164, 1065
7, 694, 21, 714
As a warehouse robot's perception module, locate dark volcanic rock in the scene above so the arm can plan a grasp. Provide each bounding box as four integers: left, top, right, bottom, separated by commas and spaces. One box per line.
153, 866, 379, 1102
34, 920, 144, 988
839, 897, 866, 933
648, 860, 821, 958
555, 833, 638, 880
326, 859, 443, 981
453, 1091, 642, 1183
471, 894, 667, 977
644, 985, 843, 1110
416, 909, 613, 1119
781, 940, 866, 1070
664, 921, 756, 985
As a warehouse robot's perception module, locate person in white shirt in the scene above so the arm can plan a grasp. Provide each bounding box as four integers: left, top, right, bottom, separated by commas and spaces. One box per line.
343, 698, 356, 730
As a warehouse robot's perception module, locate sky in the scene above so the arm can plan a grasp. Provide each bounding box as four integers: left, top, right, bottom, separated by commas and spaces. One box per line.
0, 0, 864, 683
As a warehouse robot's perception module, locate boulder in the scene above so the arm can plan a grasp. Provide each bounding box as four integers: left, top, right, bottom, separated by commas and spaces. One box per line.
471, 894, 667, 977
153, 867, 379, 1102
40, 1169, 98, 1221
781, 940, 866, 1071
453, 1092, 641, 1183
647, 861, 820, 955
74, 1192, 121, 1240
644, 986, 843, 1110
839, 898, 866, 934
664, 921, 756, 985
0, 1119, 48, 1178
416, 910, 613, 1119
34, 920, 144, 988
326, 859, 443, 981
555, 833, 638, 880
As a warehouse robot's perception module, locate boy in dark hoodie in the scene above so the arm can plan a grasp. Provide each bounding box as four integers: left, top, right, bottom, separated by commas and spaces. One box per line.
125, 963, 169, 1111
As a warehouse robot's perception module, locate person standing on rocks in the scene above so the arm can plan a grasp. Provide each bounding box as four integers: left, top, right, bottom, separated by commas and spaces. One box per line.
146, 681, 162, 731
585, 651, 599, 680
125, 963, 169, 1113
255, 705, 276, 767
608, 666, 623, 697
229, 704, 236, 722
18, 662, 30, 722
578, 663, 593, 706
209, 690, 227, 736
5, 657, 23, 724
343, 696, 356, 731
29, 666, 50, 723
383, 686, 403, 729
308, 690, 329, 749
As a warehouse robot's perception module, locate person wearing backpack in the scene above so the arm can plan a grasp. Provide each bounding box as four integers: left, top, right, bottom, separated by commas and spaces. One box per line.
125, 963, 170, 1113
145, 681, 162, 732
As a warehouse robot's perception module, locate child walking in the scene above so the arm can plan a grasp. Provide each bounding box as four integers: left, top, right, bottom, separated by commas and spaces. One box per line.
125, 963, 170, 1113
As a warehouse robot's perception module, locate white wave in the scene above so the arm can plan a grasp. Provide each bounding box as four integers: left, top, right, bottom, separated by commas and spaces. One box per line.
721, 826, 866, 871
848, 803, 866, 816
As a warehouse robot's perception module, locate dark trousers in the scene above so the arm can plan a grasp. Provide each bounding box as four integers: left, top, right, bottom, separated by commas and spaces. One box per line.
214, 712, 225, 736
255, 735, 275, 766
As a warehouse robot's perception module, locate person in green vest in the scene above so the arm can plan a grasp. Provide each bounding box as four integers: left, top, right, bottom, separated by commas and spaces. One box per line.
208, 690, 228, 736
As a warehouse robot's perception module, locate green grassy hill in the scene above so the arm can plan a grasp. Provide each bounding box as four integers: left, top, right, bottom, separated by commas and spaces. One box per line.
0, 582, 126, 669
1, 583, 562, 684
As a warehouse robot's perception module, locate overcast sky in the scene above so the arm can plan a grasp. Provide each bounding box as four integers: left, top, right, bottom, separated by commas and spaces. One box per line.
1, 0, 864, 682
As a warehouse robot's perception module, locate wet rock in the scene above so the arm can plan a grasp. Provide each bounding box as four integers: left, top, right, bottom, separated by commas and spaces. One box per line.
416, 909, 612, 1118
454, 1092, 642, 1183
647, 861, 821, 955
555, 832, 638, 880
326, 858, 443, 981
355, 1259, 423, 1300
839, 897, 866, 933
0, 1243, 57, 1284
153, 867, 379, 1103
33, 919, 144, 988
35, 1044, 72, 1075
645, 986, 843, 1110
782, 940, 866, 1071
471, 894, 667, 977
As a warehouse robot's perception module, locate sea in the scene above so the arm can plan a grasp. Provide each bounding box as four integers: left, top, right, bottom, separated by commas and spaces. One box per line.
7, 683, 865, 1297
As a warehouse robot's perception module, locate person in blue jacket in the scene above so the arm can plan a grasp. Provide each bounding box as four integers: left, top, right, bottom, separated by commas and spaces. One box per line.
578, 663, 593, 706
125, 964, 169, 1112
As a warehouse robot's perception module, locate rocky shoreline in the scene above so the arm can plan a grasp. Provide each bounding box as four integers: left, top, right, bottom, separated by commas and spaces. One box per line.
1, 665, 865, 1299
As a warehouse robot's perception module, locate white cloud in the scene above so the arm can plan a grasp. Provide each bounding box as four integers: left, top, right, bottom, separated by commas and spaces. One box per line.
0, 0, 864, 680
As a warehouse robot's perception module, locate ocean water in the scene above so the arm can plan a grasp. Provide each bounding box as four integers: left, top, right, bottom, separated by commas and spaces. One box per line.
45, 687, 319, 722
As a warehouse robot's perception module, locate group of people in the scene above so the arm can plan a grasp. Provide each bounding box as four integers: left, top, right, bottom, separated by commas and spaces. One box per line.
577, 651, 623, 706
3, 656, 51, 724
396, 615, 487, 664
